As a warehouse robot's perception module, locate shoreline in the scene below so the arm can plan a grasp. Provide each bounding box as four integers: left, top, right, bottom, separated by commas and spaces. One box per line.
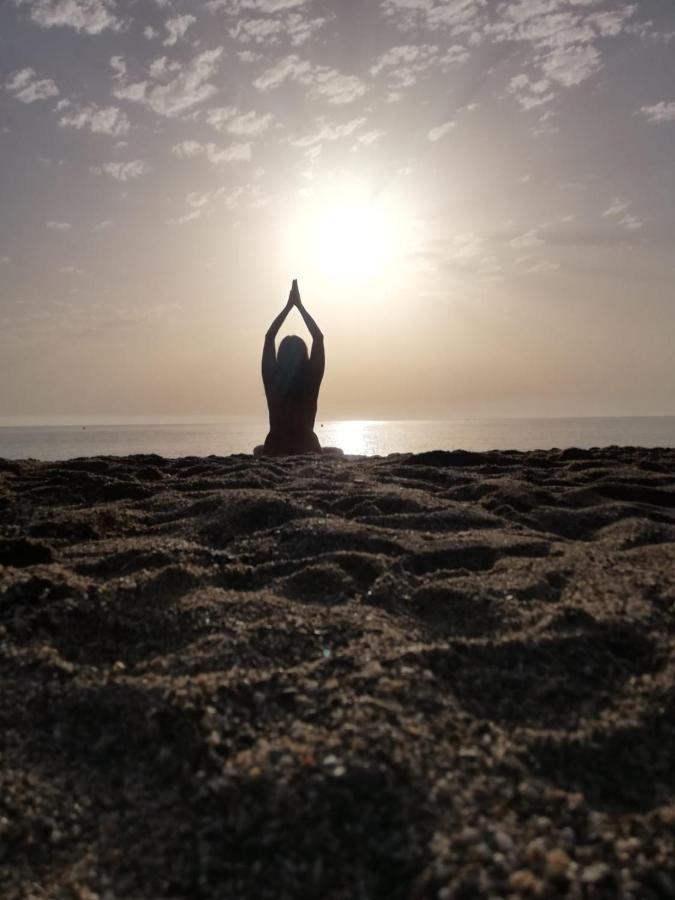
1, 447, 674, 898
2, 417, 675, 463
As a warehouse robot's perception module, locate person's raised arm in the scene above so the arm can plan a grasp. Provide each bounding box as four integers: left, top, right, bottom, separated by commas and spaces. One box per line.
291, 280, 324, 380
262, 289, 293, 383
291, 279, 323, 342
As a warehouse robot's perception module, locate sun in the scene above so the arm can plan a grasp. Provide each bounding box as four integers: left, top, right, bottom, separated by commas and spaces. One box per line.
310, 203, 395, 280
285, 177, 409, 285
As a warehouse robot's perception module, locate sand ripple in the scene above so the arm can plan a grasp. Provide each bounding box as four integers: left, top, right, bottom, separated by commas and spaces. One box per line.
1, 447, 675, 898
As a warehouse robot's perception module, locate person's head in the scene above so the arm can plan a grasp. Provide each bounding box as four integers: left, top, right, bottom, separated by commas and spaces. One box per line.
275, 334, 309, 395
277, 334, 308, 368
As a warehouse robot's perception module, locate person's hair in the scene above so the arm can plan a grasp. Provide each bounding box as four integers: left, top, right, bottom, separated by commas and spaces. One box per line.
275, 335, 309, 397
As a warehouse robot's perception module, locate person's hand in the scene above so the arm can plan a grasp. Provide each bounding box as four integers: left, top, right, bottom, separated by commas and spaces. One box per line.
290, 278, 301, 308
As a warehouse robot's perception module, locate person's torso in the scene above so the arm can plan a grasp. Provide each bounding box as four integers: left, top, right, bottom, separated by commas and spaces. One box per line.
267, 386, 318, 433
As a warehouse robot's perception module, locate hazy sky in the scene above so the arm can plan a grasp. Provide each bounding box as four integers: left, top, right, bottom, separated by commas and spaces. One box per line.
1, 0, 674, 423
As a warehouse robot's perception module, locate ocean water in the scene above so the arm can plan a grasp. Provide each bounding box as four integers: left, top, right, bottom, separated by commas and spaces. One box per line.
0, 417, 674, 461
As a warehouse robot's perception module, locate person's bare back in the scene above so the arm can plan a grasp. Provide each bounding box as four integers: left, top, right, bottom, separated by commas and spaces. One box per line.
254, 280, 331, 457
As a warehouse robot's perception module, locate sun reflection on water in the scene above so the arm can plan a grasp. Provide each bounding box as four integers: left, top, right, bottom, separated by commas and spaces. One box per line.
321, 420, 379, 456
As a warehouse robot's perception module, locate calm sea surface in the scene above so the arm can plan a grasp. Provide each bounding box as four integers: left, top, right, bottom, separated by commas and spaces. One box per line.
1, 418, 674, 461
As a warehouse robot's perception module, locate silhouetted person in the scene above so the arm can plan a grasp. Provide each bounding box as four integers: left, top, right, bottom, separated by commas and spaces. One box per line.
254, 280, 325, 456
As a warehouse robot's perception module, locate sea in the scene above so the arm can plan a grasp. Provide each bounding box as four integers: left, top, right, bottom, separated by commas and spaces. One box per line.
0, 417, 674, 461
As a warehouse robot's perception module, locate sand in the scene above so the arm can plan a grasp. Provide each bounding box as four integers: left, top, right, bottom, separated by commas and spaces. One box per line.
1, 447, 675, 899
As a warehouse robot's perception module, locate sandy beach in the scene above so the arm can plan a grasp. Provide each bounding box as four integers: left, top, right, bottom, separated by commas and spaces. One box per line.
1, 447, 674, 899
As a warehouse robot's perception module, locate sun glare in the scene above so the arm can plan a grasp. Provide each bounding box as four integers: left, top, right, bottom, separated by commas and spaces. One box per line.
322, 420, 378, 455
285, 178, 410, 286
311, 204, 395, 280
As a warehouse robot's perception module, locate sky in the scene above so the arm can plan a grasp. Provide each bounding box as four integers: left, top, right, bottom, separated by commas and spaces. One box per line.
1, 0, 674, 424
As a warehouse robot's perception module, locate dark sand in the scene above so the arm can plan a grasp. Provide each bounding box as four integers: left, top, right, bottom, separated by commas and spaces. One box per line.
1, 447, 675, 899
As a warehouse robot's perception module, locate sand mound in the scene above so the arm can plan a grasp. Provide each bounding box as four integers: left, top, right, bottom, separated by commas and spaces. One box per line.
1, 447, 675, 898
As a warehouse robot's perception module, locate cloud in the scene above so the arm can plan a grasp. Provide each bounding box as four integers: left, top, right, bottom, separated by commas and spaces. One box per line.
516, 258, 560, 274
508, 73, 554, 110
168, 208, 209, 226
5, 68, 59, 103
230, 12, 325, 45
5, 296, 181, 339
354, 128, 385, 148
509, 229, 545, 249
205, 106, 238, 129
164, 14, 196, 46
253, 55, 312, 89
369, 41, 468, 101
371, 44, 441, 90
148, 57, 182, 79
541, 43, 601, 87
208, 143, 252, 163
626, 19, 675, 44
95, 219, 114, 230
305, 70, 366, 104
184, 192, 213, 209
639, 101, 675, 124
47, 220, 72, 229
531, 108, 558, 136
291, 116, 365, 149
618, 214, 643, 231
428, 232, 503, 280
58, 103, 130, 137
110, 55, 126, 80
206, 0, 327, 45
90, 160, 150, 181
496, 3, 637, 92
224, 183, 267, 209
168, 188, 224, 225
0, 256, 11, 264
370, 44, 438, 75
603, 197, 629, 217
599, 198, 641, 230
589, 9, 636, 38
427, 121, 455, 141
290, 114, 379, 157
381, 1, 637, 106
441, 44, 471, 66
207, 107, 274, 136
114, 48, 224, 118
252, 0, 311, 9
171, 140, 252, 164
381, 0, 484, 35
170, 140, 203, 157
208, 0, 312, 12
411, 233, 500, 281
493, 2, 637, 46
112, 82, 146, 103
448, 232, 484, 261
15, 0, 121, 34
168, 181, 266, 225
254, 54, 366, 104
227, 111, 274, 136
